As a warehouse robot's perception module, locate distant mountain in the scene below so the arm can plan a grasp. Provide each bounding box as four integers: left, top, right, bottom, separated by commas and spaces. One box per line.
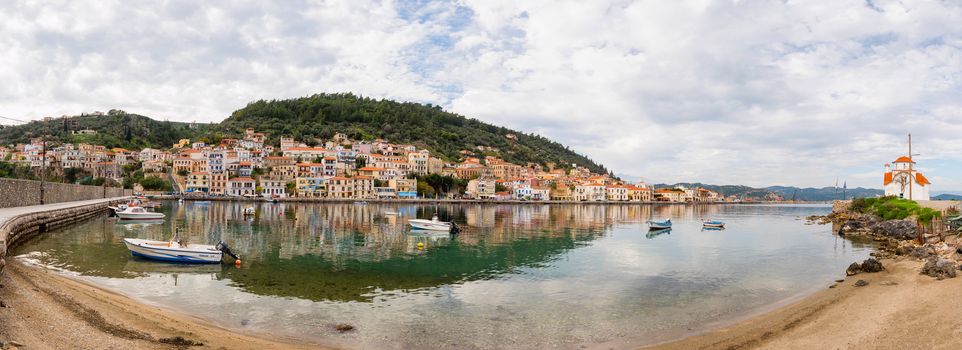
0, 94, 610, 174
655, 182, 884, 202
933, 194, 962, 201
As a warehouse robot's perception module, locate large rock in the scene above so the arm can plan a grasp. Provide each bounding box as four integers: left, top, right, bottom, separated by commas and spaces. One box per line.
861, 258, 884, 273
846, 262, 862, 276
921, 257, 957, 280
871, 220, 918, 240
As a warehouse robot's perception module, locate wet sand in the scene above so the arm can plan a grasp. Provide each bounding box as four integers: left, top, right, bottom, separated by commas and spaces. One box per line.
0, 260, 322, 350
3, 257, 961, 349
646, 258, 962, 350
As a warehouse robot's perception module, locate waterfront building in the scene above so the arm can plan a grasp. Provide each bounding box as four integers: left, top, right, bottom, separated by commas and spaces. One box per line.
327, 177, 354, 199
574, 183, 606, 201
606, 185, 629, 201
513, 185, 533, 200
354, 176, 376, 199
550, 185, 573, 200
388, 178, 418, 198
530, 186, 551, 201
259, 178, 287, 198
627, 186, 653, 202
295, 177, 327, 197
186, 172, 211, 193
654, 188, 684, 202
467, 178, 496, 199
209, 172, 228, 195
227, 177, 257, 196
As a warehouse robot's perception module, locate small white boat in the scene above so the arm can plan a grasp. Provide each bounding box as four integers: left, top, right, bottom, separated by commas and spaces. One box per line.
409, 216, 454, 231
123, 238, 224, 264
116, 206, 166, 220
702, 219, 725, 228
647, 218, 672, 230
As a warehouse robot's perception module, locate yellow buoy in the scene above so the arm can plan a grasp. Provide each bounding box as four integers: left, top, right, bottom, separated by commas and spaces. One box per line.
417, 242, 424, 249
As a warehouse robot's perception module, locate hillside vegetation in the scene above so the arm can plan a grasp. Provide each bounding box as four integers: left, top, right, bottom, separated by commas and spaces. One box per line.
223, 93, 608, 173
0, 94, 608, 174
0, 110, 210, 149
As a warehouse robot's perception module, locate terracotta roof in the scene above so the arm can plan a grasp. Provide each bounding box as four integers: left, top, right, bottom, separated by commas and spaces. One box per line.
916, 172, 931, 186
190, 172, 210, 175
893, 156, 915, 164
229, 177, 255, 182
358, 167, 385, 171
286, 147, 327, 151
883, 172, 893, 186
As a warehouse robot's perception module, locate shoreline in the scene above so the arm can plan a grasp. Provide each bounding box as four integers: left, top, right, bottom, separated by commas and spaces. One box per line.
0, 259, 325, 350
644, 257, 962, 350
5, 255, 960, 349
152, 195, 826, 205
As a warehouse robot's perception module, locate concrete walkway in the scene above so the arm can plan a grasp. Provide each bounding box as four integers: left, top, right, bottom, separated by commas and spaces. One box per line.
0, 197, 129, 227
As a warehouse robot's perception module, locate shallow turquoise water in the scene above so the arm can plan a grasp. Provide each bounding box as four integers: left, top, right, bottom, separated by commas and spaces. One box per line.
14, 201, 872, 349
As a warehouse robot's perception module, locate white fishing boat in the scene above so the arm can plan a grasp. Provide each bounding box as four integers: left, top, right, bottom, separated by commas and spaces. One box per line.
702, 219, 725, 228
408, 216, 459, 232
647, 218, 672, 230
115, 206, 166, 220
123, 238, 225, 263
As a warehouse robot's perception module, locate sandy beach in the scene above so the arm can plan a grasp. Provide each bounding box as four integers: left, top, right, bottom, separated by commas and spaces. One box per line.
2, 256, 961, 349
0, 260, 322, 350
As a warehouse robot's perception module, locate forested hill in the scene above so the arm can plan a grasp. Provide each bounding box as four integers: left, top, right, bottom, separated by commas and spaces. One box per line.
0, 110, 211, 149
0, 94, 609, 174
221, 93, 608, 173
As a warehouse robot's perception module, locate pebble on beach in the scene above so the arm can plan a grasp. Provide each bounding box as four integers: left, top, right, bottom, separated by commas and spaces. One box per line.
335, 323, 355, 333
854, 280, 869, 287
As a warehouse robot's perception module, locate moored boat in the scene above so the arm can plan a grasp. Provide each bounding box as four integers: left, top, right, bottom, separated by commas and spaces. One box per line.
647, 218, 672, 230
409, 216, 460, 233
123, 238, 231, 264
702, 219, 725, 228
116, 206, 166, 220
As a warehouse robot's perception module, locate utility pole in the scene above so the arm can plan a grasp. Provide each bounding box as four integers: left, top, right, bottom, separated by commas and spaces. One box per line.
40, 135, 46, 204
908, 134, 913, 201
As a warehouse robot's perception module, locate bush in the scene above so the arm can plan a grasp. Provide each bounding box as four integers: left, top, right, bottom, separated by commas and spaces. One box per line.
850, 196, 941, 224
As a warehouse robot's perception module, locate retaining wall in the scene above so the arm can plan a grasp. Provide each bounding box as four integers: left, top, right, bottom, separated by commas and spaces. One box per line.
0, 198, 129, 276
0, 178, 132, 209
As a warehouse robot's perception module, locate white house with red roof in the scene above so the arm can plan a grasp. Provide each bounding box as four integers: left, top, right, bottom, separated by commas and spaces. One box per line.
883, 156, 930, 201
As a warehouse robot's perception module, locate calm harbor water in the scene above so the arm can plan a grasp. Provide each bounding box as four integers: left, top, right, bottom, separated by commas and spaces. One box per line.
14, 201, 872, 349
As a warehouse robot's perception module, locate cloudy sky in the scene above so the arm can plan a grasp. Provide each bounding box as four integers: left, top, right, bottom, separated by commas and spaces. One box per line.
2, 0, 961, 190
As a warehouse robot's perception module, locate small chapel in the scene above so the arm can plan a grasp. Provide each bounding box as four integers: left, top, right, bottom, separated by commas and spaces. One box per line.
882, 136, 931, 201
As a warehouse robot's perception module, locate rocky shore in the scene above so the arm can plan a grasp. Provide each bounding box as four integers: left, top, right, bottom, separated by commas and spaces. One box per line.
813, 200, 962, 280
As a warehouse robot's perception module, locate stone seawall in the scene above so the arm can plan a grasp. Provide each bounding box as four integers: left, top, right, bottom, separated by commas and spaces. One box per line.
0, 178, 132, 209
0, 198, 129, 277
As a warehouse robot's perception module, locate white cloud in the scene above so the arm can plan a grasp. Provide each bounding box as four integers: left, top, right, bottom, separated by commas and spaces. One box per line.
2, 0, 962, 189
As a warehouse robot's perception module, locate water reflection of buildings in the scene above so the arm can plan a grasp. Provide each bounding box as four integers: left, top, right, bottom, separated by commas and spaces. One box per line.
28, 201, 872, 303
160, 202, 736, 264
